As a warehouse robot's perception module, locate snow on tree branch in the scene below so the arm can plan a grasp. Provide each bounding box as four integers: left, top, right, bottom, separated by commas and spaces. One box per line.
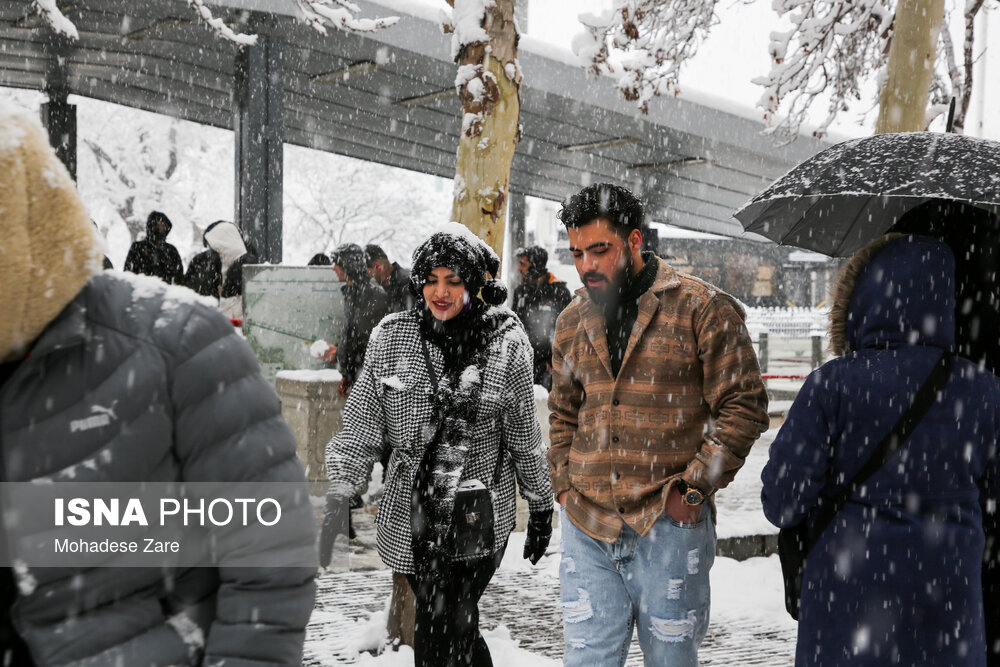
573, 1, 720, 114
293, 0, 399, 35
753, 1, 894, 140
33, 0, 79, 39
187, 0, 258, 45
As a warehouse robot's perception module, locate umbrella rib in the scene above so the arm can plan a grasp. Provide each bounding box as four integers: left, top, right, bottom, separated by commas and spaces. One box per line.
831, 196, 873, 257
777, 196, 829, 247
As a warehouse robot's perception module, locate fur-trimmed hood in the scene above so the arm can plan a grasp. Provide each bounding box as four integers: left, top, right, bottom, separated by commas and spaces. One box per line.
0, 100, 101, 362
829, 234, 955, 355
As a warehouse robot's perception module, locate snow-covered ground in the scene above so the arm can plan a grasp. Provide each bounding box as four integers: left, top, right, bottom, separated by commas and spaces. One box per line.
305, 553, 795, 665
306, 429, 795, 665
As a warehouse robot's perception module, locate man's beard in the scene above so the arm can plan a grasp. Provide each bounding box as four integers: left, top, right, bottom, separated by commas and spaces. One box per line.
584, 254, 634, 308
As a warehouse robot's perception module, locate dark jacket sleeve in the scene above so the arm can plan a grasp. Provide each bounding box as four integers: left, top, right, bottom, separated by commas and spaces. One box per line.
760, 367, 837, 528
123, 242, 142, 274
339, 285, 390, 384
221, 253, 258, 298
166, 245, 184, 285
167, 304, 316, 666
183, 251, 221, 297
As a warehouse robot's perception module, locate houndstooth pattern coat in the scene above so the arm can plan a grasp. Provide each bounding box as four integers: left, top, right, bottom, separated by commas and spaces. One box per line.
326, 310, 553, 574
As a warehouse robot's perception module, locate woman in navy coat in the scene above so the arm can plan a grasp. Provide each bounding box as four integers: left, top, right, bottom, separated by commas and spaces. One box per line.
762, 234, 1000, 667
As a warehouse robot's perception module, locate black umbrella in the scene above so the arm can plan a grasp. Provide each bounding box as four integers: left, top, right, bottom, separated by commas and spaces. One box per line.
734, 132, 1000, 257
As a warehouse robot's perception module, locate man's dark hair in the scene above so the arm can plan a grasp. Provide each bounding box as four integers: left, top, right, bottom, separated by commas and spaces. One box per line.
558, 183, 646, 236
307, 253, 332, 266
516, 246, 548, 270
364, 244, 389, 267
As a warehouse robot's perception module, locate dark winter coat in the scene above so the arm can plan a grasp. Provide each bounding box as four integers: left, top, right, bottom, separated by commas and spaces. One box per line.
512, 272, 572, 385
338, 278, 391, 385
384, 262, 414, 313
0, 272, 316, 666
123, 218, 183, 285
183, 221, 257, 300
326, 310, 552, 573
762, 235, 1000, 667
184, 249, 258, 299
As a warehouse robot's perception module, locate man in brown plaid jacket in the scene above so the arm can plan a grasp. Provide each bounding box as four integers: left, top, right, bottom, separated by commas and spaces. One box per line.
548, 184, 768, 666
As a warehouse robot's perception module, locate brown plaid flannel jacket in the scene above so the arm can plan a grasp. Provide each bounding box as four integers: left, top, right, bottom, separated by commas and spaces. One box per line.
547, 258, 769, 542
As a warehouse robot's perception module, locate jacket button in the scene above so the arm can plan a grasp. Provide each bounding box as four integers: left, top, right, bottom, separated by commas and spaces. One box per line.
612, 436, 620, 443
618, 507, 626, 514
613, 399, 620, 406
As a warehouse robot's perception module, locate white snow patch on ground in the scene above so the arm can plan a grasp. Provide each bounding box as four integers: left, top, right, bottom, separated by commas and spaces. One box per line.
277, 369, 344, 383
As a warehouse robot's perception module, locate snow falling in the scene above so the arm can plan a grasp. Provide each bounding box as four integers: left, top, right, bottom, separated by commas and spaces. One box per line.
1, 0, 999, 665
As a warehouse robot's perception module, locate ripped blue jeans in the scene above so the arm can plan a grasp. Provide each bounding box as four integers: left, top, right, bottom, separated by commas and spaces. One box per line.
559, 509, 715, 666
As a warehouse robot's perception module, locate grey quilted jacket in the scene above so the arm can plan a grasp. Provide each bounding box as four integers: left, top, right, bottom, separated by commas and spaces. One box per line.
326, 310, 552, 574
0, 273, 316, 666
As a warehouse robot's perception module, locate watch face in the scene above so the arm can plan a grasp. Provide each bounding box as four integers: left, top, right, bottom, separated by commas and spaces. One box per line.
684, 490, 703, 505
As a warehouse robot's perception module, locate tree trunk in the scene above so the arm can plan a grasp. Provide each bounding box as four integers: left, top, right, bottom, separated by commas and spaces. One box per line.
875, 0, 946, 134
385, 572, 415, 648
449, 0, 521, 260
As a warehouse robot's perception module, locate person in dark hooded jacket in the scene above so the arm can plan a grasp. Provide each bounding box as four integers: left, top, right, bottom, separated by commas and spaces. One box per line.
891, 201, 1000, 662
323, 243, 390, 396
0, 101, 315, 667
512, 246, 572, 389
183, 220, 258, 319
762, 234, 1000, 667
123, 211, 183, 284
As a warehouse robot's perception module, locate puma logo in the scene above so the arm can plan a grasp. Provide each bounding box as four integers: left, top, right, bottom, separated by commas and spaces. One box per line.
70, 403, 118, 433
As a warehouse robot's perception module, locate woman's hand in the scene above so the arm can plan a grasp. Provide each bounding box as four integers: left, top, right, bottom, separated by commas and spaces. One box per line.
523, 510, 553, 564
318, 494, 350, 568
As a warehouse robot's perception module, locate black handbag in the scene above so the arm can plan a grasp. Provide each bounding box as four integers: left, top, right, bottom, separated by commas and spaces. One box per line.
778, 352, 954, 620
414, 336, 504, 562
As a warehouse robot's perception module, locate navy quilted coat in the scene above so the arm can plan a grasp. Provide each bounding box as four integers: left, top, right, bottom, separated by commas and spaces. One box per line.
762, 236, 1000, 667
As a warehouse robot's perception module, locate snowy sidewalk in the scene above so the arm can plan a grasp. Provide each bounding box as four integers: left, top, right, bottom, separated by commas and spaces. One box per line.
304, 551, 797, 666
305, 430, 796, 665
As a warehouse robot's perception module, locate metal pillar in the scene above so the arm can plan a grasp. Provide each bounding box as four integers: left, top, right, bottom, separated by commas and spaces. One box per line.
41, 94, 76, 180
234, 33, 284, 263
509, 190, 527, 252
41, 35, 76, 180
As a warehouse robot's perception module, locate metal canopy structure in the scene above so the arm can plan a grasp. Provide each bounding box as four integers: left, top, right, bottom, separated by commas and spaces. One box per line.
0, 0, 830, 256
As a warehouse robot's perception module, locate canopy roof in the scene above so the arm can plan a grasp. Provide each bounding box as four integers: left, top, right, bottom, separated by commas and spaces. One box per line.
0, 0, 830, 237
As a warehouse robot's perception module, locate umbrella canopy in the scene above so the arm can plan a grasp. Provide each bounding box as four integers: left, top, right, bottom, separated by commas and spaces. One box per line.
735, 132, 1000, 256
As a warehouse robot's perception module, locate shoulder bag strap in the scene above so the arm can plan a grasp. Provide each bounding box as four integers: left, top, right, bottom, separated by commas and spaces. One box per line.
806, 351, 955, 553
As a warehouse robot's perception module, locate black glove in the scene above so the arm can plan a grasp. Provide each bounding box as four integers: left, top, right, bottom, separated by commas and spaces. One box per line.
318, 494, 350, 569
523, 509, 553, 565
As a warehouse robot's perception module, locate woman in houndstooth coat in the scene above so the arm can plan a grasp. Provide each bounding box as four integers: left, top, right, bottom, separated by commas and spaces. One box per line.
324, 227, 553, 667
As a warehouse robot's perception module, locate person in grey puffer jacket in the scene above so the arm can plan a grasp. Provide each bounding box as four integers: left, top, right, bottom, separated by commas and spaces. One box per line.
0, 101, 315, 666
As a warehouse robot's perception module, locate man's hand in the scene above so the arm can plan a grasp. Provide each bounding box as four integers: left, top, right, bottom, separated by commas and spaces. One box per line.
322, 344, 338, 364
337, 378, 352, 397
665, 484, 702, 525
557, 490, 569, 507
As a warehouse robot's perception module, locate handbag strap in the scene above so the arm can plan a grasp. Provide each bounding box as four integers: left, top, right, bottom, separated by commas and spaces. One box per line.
806, 351, 955, 553
418, 333, 506, 489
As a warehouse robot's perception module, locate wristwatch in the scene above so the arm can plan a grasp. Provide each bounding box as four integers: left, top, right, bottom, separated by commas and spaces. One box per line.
679, 482, 705, 506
